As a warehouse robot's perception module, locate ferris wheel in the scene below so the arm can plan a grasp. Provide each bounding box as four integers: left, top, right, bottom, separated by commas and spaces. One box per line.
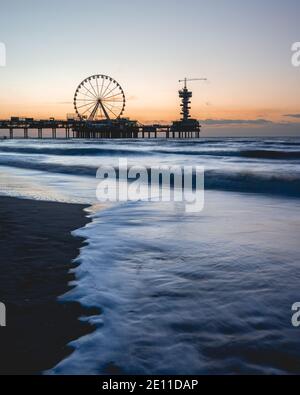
74, 75, 126, 121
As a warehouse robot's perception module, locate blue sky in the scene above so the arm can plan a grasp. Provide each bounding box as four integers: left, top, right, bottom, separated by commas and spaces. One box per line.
0, 0, 300, 135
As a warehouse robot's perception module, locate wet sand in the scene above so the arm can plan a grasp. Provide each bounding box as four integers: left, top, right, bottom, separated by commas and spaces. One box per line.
0, 196, 98, 375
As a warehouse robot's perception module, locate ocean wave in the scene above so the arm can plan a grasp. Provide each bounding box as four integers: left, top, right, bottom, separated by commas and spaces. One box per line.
0, 156, 97, 176
2, 144, 300, 160
205, 170, 300, 197
49, 197, 300, 374
155, 149, 300, 160
0, 146, 150, 157
0, 157, 299, 197
238, 150, 300, 159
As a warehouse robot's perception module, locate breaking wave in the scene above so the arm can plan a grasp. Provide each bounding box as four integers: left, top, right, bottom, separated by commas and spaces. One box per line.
0, 155, 299, 197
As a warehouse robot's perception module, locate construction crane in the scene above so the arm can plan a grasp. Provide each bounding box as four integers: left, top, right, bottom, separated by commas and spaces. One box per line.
179, 78, 207, 89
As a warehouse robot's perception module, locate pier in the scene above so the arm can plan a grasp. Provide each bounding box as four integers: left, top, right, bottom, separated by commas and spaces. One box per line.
0, 74, 204, 140
0, 118, 201, 139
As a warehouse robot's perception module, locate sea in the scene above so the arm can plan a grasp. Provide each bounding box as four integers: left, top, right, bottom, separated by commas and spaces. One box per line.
1, 136, 300, 374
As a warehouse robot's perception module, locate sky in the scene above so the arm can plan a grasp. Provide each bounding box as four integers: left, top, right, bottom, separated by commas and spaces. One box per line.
0, 0, 300, 136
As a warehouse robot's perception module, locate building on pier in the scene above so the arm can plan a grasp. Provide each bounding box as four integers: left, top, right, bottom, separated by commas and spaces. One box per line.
73, 118, 139, 139
171, 78, 206, 137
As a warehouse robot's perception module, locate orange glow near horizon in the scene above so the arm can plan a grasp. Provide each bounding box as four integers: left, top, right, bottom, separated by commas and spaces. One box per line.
0, 102, 298, 125
0, 75, 299, 126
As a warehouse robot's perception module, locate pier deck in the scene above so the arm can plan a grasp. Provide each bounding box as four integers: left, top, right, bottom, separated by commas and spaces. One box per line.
0, 119, 201, 139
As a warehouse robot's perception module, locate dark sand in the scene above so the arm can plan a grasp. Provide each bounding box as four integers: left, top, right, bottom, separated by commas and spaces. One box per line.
0, 196, 98, 375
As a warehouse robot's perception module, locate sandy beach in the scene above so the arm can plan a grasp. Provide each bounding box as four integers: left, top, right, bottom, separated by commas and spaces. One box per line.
0, 196, 98, 375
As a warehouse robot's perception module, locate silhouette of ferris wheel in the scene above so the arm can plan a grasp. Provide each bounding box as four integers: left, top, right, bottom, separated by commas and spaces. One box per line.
74, 74, 126, 120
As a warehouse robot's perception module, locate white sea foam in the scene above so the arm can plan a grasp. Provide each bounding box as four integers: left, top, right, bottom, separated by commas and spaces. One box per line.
49, 191, 300, 375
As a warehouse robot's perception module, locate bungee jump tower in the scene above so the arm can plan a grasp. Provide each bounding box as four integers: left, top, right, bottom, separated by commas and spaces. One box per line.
170, 78, 207, 138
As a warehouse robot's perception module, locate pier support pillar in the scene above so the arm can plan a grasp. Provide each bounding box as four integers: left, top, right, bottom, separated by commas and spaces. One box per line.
24, 128, 28, 139
38, 128, 42, 139
52, 128, 56, 139
9, 128, 13, 139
